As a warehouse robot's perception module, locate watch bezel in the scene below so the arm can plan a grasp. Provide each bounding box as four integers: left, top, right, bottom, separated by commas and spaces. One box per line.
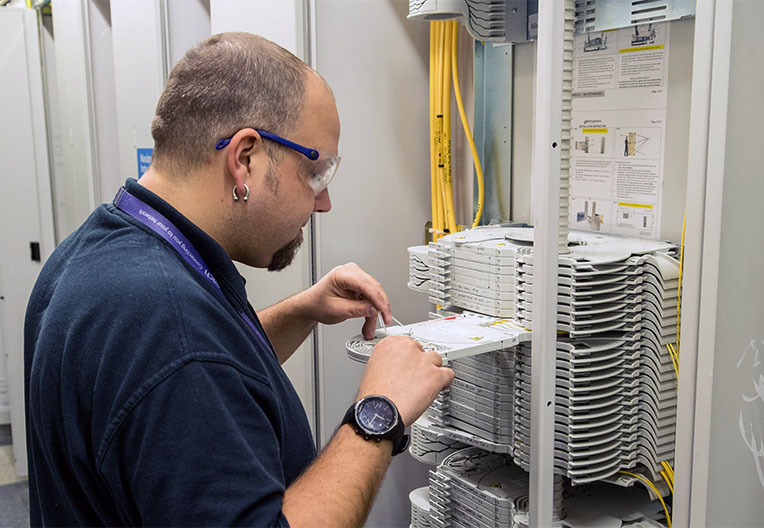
354, 395, 399, 436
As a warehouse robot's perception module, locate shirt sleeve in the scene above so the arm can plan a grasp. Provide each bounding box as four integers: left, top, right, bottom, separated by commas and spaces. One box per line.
97, 358, 292, 527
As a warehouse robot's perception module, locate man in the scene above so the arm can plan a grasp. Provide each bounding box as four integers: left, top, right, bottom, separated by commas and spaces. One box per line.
25, 33, 453, 526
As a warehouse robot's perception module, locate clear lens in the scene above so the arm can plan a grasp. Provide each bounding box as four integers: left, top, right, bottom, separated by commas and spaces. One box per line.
307, 155, 341, 195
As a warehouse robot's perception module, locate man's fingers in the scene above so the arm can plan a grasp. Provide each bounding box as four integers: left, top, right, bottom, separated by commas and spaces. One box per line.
425, 350, 442, 366
362, 315, 377, 340
328, 297, 375, 321
334, 266, 391, 324
439, 366, 455, 388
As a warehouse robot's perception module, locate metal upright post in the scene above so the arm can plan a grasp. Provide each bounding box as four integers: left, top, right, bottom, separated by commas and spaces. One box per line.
529, 1, 564, 526
672, 0, 716, 525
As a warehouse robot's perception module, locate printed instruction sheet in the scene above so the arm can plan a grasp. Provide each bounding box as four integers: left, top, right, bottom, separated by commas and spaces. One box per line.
569, 23, 670, 239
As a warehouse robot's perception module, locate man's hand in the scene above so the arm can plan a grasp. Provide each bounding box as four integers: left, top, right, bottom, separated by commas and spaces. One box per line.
357, 336, 454, 426
282, 335, 453, 528
259, 263, 391, 364
302, 262, 392, 339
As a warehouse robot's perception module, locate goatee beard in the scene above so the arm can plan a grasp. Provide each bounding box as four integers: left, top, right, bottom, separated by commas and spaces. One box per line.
267, 232, 304, 271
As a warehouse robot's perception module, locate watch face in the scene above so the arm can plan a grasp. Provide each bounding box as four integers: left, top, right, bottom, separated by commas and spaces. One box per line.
356, 396, 397, 434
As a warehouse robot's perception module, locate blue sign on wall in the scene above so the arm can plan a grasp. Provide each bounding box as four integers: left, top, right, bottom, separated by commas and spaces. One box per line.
137, 148, 153, 178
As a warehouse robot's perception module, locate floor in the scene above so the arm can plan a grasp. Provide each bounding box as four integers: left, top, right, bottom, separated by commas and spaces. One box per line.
0, 424, 30, 527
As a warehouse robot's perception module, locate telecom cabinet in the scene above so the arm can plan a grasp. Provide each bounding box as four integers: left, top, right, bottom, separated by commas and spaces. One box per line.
4, 1, 763, 526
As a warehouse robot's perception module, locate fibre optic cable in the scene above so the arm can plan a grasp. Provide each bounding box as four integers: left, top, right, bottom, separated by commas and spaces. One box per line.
451, 20, 485, 228
435, 21, 452, 239
441, 21, 458, 236
436, 20, 446, 237
661, 460, 675, 489
430, 22, 444, 239
677, 211, 686, 342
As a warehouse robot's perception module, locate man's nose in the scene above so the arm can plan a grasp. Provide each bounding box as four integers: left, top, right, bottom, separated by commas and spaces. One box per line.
314, 188, 332, 213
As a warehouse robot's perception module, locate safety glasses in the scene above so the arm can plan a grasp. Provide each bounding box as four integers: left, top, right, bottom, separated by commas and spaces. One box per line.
215, 129, 340, 195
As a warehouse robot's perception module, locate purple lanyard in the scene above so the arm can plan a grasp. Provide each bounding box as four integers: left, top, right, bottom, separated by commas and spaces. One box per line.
113, 187, 268, 347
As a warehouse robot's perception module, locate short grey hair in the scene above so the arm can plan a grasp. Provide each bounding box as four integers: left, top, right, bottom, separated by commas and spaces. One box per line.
150, 32, 309, 173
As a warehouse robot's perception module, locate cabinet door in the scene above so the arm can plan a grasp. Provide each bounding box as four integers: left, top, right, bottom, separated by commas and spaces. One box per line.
0, 7, 56, 477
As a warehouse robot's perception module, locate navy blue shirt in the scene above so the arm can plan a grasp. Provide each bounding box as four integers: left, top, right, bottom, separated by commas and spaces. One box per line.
25, 179, 315, 526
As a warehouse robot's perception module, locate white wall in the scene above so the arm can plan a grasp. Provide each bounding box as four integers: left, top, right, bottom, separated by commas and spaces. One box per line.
211, 0, 304, 54
166, 0, 211, 68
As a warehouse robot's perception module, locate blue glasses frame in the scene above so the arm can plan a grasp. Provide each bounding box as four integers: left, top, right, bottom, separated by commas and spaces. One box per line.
215, 129, 319, 161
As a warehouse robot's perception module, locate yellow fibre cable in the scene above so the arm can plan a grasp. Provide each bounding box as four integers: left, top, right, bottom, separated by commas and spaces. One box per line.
451, 21, 485, 228
660, 461, 675, 494
666, 344, 679, 380
432, 22, 443, 240
661, 461, 675, 485
436, 21, 448, 238
660, 470, 674, 494
670, 343, 679, 374
618, 471, 672, 528
665, 461, 675, 483
429, 22, 442, 240
429, 23, 435, 235
433, 22, 445, 239
677, 211, 686, 343
441, 22, 458, 235
666, 343, 677, 371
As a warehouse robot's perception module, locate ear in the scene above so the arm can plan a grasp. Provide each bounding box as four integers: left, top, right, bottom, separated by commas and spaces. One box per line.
225, 128, 266, 198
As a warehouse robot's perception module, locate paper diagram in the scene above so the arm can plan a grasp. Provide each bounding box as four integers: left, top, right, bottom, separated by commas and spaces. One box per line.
617, 127, 661, 159
573, 126, 613, 158
583, 31, 609, 53
575, 135, 608, 155
615, 205, 654, 232
571, 197, 607, 232
631, 24, 657, 47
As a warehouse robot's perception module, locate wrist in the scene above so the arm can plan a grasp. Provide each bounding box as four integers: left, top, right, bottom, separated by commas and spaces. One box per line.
290, 288, 321, 326
338, 423, 394, 456
341, 395, 410, 456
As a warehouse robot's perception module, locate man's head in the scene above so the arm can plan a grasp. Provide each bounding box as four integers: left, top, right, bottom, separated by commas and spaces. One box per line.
147, 33, 339, 270
151, 32, 308, 174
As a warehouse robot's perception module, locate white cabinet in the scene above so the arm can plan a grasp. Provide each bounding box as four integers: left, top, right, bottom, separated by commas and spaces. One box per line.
0, 6, 56, 476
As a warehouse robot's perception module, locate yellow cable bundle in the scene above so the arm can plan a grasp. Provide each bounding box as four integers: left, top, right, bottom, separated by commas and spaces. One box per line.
440, 22, 458, 235
450, 22, 485, 227
428, 20, 486, 240
660, 460, 675, 492
436, 21, 449, 239
666, 343, 679, 380
429, 22, 444, 240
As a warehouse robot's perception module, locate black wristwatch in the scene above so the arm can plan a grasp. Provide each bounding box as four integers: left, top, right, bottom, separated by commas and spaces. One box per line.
341, 395, 410, 456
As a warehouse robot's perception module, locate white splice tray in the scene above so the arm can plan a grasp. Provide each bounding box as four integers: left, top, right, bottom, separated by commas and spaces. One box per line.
345, 313, 530, 363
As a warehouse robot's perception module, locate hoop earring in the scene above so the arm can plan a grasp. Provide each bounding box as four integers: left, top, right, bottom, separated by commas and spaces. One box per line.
233, 183, 250, 202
